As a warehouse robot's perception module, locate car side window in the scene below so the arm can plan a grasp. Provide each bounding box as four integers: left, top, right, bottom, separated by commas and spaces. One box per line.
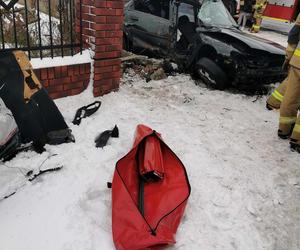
176, 3, 197, 49
134, 0, 170, 19
178, 3, 195, 23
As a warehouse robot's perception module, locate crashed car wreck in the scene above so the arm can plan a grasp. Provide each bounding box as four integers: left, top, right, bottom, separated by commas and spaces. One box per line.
124, 0, 287, 90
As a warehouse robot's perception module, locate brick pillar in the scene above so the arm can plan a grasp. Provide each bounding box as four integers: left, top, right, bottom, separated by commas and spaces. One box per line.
77, 0, 123, 96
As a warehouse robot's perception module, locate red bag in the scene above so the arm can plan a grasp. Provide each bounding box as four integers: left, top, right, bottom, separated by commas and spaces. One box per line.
112, 124, 191, 250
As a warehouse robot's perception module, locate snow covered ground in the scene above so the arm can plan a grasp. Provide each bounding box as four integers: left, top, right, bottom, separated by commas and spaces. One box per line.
0, 31, 299, 250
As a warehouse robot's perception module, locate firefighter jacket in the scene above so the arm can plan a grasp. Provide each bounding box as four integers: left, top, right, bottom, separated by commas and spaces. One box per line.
289, 14, 300, 68
253, 0, 266, 18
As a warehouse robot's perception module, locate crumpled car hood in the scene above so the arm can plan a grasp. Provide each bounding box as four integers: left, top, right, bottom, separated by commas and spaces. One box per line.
202, 28, 286, 55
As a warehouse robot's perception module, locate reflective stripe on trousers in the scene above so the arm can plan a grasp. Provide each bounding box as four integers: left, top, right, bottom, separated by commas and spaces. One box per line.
266, 78, 288, 109
272, 90, 284, 102
280, 116, 297, 124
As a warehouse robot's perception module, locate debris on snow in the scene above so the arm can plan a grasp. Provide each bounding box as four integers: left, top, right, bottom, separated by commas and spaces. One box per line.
121, 50, 177, 82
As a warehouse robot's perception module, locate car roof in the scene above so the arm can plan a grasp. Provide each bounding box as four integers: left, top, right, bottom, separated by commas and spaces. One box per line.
175, 0, 201, 6
175, 0, 225, 7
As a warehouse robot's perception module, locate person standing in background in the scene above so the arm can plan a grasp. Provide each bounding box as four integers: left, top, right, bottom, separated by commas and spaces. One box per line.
250, 0, 267, 33
238, 0, 255, 30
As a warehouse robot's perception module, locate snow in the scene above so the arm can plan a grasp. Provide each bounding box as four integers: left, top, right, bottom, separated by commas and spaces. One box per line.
31, 49, 93, 69
0, 31, 300, 250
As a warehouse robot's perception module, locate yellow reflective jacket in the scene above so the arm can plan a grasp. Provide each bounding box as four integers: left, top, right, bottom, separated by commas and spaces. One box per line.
253, 0, 266, 17
289, 14, 300, 68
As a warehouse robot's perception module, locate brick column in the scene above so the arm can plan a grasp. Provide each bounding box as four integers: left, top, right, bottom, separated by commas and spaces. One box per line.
77, 0, 123, 96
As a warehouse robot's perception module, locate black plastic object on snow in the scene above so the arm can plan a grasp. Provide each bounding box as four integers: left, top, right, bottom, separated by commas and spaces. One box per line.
0, 50, 74, 149
72, 101, 101, 125
95, 125, 119, 148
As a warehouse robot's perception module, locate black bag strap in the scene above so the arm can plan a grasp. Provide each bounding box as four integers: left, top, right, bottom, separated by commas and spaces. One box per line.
72, 101, 101, 125
25, 70, 39, 90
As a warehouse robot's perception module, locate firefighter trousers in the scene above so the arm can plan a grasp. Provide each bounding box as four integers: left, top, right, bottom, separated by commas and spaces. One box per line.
267, 77, 288, 109
251, 17, 263, 33
279, 66, 300, 139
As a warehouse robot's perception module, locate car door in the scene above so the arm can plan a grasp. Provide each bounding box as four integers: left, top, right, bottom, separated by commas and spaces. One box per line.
125, 1, 171, 53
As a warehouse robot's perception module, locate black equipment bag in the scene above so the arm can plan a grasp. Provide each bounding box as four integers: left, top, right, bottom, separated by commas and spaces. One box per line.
0, 50, 73, 147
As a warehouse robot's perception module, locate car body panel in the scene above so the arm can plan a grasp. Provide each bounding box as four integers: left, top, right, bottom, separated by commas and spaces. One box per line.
217, 28, 285, 53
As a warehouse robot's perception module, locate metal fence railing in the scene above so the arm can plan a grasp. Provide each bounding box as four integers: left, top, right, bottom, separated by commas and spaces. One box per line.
0, 0, 82, 59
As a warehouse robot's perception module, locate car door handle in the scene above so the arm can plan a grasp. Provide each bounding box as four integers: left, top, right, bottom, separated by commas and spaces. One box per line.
130, 16, 139, 21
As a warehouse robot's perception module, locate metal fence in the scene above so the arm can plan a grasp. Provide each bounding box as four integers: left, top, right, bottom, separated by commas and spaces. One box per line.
0, 0, 82, 59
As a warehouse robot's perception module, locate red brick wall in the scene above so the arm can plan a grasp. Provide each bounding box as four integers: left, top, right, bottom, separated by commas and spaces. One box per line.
77, 0, 123, 97
34, 63, 91, 99
93, 58, 121, 96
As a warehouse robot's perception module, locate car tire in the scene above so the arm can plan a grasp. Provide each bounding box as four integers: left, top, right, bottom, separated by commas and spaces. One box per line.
196, 57, 228, 90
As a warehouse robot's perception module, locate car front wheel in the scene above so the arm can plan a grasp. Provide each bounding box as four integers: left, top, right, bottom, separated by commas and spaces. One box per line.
196, 57, 228, 90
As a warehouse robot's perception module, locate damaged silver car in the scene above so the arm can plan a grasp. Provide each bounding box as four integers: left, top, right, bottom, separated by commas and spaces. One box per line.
124, 0, 286, 90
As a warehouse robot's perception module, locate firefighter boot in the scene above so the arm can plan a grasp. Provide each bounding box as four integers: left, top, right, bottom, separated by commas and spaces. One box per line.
278, 123, 295, 139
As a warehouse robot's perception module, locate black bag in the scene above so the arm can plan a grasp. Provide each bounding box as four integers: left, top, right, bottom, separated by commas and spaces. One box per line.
0, 51, 74, 147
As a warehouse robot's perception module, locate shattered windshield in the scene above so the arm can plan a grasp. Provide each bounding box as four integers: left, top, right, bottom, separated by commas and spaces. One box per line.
198, 0, 237, 28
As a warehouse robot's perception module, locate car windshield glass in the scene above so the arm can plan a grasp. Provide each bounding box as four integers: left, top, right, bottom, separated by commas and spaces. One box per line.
198, 0, 237, 28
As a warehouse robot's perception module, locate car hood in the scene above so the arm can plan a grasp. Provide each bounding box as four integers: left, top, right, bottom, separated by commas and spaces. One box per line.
200, 27, 285, 55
